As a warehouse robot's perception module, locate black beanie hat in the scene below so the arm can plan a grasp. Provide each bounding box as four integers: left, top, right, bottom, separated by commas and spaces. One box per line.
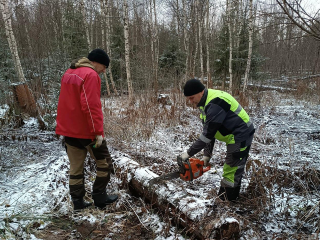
183, 79, 205, 96
88, 49, 110, 68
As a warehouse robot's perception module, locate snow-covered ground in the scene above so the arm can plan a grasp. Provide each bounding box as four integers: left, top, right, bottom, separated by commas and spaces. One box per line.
0, 90, 319, 239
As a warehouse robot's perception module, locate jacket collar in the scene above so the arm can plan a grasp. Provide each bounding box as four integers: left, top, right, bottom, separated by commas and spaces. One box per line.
197, 89, 208, 108
70, 57, 95, 70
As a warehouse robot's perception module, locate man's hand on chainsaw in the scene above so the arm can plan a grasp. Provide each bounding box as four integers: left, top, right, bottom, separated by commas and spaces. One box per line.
180, 152, 190, 162
202, 156, 211, 166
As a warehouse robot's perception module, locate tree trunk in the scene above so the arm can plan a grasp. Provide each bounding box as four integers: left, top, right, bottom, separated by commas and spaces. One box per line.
114, 155, 242, 240
243, 0, 253, 92
149, 0, 155, 91
103, 72, 111, 96
198, 0, 204, 85
105, 0, 119, 95
153, 0, 159, 93
182, 0, 190, 83
205, 0, 211, 88
176, 0, 181, 50
227, 0, 234, 94
123, 0, 133, 99
80, 0, 91, 51
1, 0, 25, 83
192, 2, 199, 78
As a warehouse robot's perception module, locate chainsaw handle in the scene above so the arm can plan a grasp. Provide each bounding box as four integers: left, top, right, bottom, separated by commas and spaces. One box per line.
203, 165, 211, 173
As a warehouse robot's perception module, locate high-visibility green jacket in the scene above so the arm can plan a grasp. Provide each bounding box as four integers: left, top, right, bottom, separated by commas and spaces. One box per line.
187, 89, 255, 157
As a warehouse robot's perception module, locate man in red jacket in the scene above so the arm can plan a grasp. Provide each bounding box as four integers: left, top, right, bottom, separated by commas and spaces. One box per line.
56, 49, 118, 210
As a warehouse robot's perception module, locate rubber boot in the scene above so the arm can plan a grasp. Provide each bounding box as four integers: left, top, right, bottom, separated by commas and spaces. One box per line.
218, 186, 240, 201
72, 198, 92, 211
92, 192, 118, 209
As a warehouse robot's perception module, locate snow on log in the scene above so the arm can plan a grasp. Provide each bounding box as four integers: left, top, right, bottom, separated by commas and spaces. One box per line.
113, 152, 240, 239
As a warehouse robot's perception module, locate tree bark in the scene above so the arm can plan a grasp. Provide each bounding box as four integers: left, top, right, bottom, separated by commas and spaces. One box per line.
114, 155, 242, 240
80, 0, 91, 51
182, 0, 190, 82
227, 0, 234, 94
205, 0, 211, 88
153, 0, 159, 93
123, 0, 133, 99
198, 0, 204, 85
243, 0, 254, 92
1, 0, 25, 83
192, 2, 199, 78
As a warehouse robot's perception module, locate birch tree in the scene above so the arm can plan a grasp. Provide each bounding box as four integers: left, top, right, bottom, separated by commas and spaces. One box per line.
192, 2, 199, 77
227, 0, 234, 93
276, 0, 320, 41
198, 0, 204, 84
123, 0, 133, 98
1, 0, 45, 127
243, 0, 254, 92
149, 0, 159, 92
205, 0, 211, 88
0, 0, 26, 83
182, 0, 190, 81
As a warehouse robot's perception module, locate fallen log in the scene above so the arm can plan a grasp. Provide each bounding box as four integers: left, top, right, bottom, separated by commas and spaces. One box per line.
113, 153, 241, 239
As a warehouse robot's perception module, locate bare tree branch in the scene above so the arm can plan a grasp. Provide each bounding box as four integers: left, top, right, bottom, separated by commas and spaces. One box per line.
276, 0, 320, 41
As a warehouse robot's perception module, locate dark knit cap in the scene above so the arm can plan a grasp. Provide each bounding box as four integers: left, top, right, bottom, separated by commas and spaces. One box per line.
88, 49, 110, 68
183, 79, 205, 96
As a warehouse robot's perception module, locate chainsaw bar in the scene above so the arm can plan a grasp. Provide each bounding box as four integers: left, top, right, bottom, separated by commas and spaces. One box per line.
148, 171, 181, 185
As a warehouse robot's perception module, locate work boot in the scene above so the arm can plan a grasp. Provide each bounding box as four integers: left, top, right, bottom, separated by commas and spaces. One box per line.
92, 192, 118, 209
72, 198, 92, 211
218, 186, 240, 201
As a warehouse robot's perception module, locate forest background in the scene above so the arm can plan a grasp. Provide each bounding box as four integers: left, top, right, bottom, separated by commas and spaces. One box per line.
1, 0, 320, 107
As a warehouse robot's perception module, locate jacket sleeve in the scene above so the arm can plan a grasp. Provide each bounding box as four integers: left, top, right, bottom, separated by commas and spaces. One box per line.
187, 102, 226, 156
80, 71, 104, 137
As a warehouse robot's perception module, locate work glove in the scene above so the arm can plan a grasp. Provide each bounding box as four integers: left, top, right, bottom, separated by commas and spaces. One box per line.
94, 135, 104, 148
202, 156, 211, 166
180, 152, 190, 162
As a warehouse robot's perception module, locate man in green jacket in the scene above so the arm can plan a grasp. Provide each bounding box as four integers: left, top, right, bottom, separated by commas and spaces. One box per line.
180, 79, 255, 201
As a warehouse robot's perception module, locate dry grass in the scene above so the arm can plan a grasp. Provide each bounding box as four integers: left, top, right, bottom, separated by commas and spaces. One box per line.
103, 90, 187, 145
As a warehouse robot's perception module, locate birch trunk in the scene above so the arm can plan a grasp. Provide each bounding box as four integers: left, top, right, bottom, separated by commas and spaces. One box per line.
153, 0, 159, 93
176, 0, 181, 50
243, 0, 253, 92
198, 0, 204, 85
227, 0, 234, 94
123, 0, 133, 98
1, 0, 46, 127
192, 2, 199, 78
58, 0, 67, 62
0, 0, 25, 83
205, 0, 211, 88
80, 0, 91, 50
235, 0, 243, 50
182, 0, 190, 82
149, 0, 155, 90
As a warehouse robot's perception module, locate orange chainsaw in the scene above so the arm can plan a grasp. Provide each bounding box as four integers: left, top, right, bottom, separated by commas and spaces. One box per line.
149, 156, 211, 185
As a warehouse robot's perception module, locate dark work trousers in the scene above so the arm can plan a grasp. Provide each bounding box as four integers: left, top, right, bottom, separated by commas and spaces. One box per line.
64, 137, 113, 199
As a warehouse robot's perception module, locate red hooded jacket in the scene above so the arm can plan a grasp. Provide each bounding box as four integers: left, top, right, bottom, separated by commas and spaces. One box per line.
55, 64, 104, 139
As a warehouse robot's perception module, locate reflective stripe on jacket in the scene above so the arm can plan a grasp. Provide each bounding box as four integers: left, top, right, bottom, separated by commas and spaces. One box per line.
55, 62, 104, 139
